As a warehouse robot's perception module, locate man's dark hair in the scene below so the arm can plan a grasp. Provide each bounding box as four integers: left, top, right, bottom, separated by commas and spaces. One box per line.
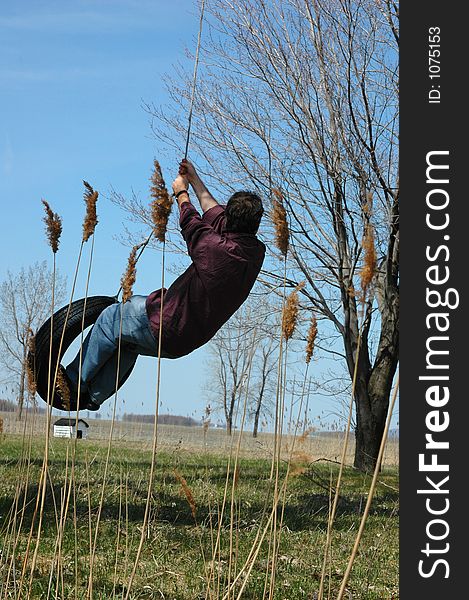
225, 191, 264, 234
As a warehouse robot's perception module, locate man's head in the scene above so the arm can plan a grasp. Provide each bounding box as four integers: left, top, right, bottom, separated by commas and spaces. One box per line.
225, 191, 264, 234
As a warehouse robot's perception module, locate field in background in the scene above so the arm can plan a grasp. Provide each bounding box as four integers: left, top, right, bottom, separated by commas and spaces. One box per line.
0, 411, 399, 466
0, 412, 399, 599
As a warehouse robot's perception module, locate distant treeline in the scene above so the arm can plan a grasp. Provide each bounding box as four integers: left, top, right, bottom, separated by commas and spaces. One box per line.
0, 399, 46, 414
122, 413, 200, 427
0, 399, 16, 412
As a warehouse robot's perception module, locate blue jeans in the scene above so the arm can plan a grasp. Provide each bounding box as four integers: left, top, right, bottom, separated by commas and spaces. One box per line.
66, 295, 167, 406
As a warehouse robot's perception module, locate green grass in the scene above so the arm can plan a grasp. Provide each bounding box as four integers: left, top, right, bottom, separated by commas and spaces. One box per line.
0, 435, 398, 599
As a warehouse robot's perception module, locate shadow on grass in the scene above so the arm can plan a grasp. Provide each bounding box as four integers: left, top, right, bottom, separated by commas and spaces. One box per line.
0, 478, 398, 537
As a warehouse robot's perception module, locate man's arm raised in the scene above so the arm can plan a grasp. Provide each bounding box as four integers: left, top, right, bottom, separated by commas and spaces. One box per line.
171, 172, 191, 210
179, 159, 219, 213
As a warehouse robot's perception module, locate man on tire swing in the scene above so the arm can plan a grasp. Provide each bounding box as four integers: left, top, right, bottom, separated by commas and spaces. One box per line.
61, 159, 265, 411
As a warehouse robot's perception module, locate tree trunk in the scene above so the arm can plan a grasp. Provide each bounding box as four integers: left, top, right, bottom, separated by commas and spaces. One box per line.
353, 387, 386, 473
253, 407, 260, 438
353, 304, 399, 473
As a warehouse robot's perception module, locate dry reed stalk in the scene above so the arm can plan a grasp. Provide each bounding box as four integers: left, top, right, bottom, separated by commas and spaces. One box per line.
45, 231, 96, 600
42, 200, 62, 253
87, 311, 124, 599
174, 470, 197, 521
281, 283, 304, 341
55, 367, 70, 411
24, 252, 59, 597
150, 160, 173, 243
266, 344, 289, 600
221, 475, 294, 600
360, 193, 377, 302
205, 350, 256, 599
26, 330, 37, 397
72, 469, 79, 600
28, 196, 88, 595
112, 468, 124, 600
317, 325, 364, 600
47, 450, 70, 600
305, 315, 318, 364
203, 404, 211, 436
84, 452, 93, 586
55, 234, 97, 600
267, 353, 311, 600
271, 189, 289, 257
207, 455, 233, 598
123, 469, 130, 585
226, 350, 255, 599
124, 244, 168, 600
262, 263, 289, 598
82, 181, 99, 242
360, 223, 377, 299
1, 461, 27, 595
120, 245, 139, 303
2, 408, 37, 598
336, 373, 399, 600
173, 469, 197, 521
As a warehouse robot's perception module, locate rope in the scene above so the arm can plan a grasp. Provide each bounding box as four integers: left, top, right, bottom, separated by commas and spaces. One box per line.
184, 0, 206, 159
116, 0, 206, 299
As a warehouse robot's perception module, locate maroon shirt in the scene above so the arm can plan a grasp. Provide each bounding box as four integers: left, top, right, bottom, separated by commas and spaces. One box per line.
146, 202, 265, 358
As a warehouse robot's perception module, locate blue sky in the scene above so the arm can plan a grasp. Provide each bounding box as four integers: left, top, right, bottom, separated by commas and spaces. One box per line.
0, 1, 398, 430
0, 0, 218, 422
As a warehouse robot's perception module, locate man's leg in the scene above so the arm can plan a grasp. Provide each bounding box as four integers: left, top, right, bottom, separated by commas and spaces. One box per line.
65, 295, 159, 407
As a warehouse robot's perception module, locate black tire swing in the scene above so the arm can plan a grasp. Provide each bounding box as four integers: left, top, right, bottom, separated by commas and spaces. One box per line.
28, 295, 118, 411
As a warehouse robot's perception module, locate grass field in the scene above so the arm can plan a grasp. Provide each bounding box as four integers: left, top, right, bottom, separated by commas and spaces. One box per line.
0, 420, 399, 599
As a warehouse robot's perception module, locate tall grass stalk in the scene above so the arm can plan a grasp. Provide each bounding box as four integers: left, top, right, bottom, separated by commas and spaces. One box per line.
317, 326, 363, 600
87, 309, 125, 599
20, 184, 98, 596
206, 347, 256, 599
221, 473, 294, 600
318, 202, 377, 598
1, 399, 36, 598
112, 467, 124, 600
53, 233, 97, 598
226, 339, 257, 599
123, 241, 167, 600
266, 284, 301, 599
336, 373, 399, 600
275, 363, 311, 562
23, 240, 59, 597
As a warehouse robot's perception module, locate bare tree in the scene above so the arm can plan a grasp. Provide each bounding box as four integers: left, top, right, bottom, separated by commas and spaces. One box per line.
206, 296, 280, 435
251, 333, 277, 437
207, 311, 257, 435
152, 0, 399, 472
0, 262, 66, 419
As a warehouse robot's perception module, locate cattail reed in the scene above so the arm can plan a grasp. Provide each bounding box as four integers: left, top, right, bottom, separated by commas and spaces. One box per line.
360, 193, 377, 300
150, 160, 173, 243
41, 200, 62, 253
26, 331, 37, 397
174, 470, 196, 520
282, 283, 304, 341
305, 315, 318, 364
297, 427, 315, 445
271, 189, 290, 257
55, 368, 70, 411
82, 181, 98, 242
121, 245, 139, 303
203, 404, 211, 434
290, 451, 312, 477
26, 362, 37, 397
